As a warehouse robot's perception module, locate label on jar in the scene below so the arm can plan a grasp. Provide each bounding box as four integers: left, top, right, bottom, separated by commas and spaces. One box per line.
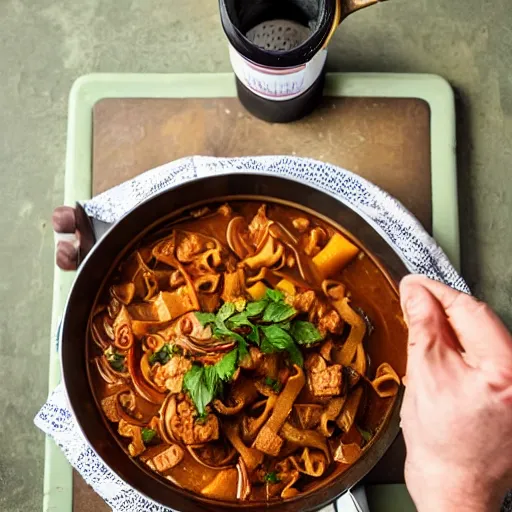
229, 44, 327, 101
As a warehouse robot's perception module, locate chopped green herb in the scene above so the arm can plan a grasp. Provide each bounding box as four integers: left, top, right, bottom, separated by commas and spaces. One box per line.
356, 426, 373, 443
264, 471, 280, 484
262, 301, 296, 323
265, 288, 284, 303
148, 344, 178, 365
141, 428, 156, 444
290, 320, 323, 345
264, 377, 282, 393
105, 347, 126, 372
245, 299, 268, 317
195, 312, 216, 326
260, 324, 303, 367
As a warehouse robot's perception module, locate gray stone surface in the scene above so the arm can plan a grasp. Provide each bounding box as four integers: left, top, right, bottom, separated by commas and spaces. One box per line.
0, 0, 510, 511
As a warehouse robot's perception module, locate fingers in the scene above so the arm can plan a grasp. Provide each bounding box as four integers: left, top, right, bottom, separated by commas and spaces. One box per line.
401, 275, 512, 368
52, 206, 76, 233
400, 277, 466, 387
56, 240, 78, 270
53, 206, 78, 270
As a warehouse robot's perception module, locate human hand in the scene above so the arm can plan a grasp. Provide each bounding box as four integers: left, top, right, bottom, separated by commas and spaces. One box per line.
399, 274, 512, 512
52, 206, 79, 270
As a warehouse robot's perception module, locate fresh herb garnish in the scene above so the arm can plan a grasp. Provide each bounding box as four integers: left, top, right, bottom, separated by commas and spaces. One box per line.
183, 349, 240, 415
265, 288, 284, 303
356, 425, 373, 443
228, 312, 260, 345
195, 411, 209, 423
195, 312, 216, 326
290, 320, 323, 345
105, 347, 126, 372
217, 302, 236, 322
262, 301, 296, 323
260, 324, 303, 367
148, 344, 178, 365
141, 427, 156, 443
264, 377, 282, 393
215, 349, 239, 381
245, 299, 268, 317
263, 471, 280, 484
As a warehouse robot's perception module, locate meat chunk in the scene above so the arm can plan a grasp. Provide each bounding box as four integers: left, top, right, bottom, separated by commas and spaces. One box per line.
153, 355, 192, 393
317, 309, 343, 336
170, 397, 220, 445
248, 205, 271, 247
176, 233, 204, 262
293, 290, 316, 313
294, 291, 343, 336
305, 354, 343, 397
238, 346, 263, 370
303, 227, 327, 256
152, 444, 184, 472
101, 394, 120, 422
221, 269, 247, 303
292, 217, 310, 233
118, 419, 145, 457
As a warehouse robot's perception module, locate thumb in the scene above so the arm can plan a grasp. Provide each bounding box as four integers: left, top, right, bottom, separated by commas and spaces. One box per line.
400, 276, 465, 382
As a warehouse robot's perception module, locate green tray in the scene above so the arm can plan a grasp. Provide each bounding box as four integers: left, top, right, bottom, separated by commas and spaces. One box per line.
44, 72, 458, 512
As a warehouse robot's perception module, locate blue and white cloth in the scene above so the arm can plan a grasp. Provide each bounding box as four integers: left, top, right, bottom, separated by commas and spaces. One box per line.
35, 155, 468, 512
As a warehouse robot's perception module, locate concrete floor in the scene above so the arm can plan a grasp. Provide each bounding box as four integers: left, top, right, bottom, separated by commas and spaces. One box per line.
0, 0, 510, 511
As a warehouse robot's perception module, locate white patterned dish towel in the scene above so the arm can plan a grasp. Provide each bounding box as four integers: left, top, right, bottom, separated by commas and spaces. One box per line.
35, 155, 469, 512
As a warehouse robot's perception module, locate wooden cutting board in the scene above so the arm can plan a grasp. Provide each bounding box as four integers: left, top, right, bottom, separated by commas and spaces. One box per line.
74, 94, 431, 511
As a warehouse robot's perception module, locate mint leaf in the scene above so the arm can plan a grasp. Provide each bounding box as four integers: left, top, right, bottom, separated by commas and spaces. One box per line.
228, 313, 260, 345
265, 288, 284, 303
141, 428, 156, 443
245, 299, 268, 317
286, 343, 304, 367
184, 349, 242, 415
183, 365, 214, 416
195, 312, 216, 326
237, 337, 250, 360
290, 320, 323, 345
260, 324, 303, 367
204, 365, 221, 397
217, 302, 236, 322
215, 349, 238, 381
277, 321, 291, 331
262, 301, 296, 323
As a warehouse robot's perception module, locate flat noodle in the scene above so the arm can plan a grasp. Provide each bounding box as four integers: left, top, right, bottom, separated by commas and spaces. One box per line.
331, 298, 366, 366
253, 365, 305, 456
371, 362, 401, 398
336, 387, 363, 433
89, 201, 405, 503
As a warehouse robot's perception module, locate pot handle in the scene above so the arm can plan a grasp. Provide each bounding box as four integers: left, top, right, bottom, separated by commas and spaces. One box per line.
53, 203, 112, 270
335, 485, 370, 512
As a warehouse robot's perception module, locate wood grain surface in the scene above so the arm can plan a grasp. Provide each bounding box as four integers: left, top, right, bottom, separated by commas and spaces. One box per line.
74, 95, 431, 511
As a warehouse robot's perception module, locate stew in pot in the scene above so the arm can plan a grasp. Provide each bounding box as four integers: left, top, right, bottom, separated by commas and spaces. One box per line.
88, 201, 406, 502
